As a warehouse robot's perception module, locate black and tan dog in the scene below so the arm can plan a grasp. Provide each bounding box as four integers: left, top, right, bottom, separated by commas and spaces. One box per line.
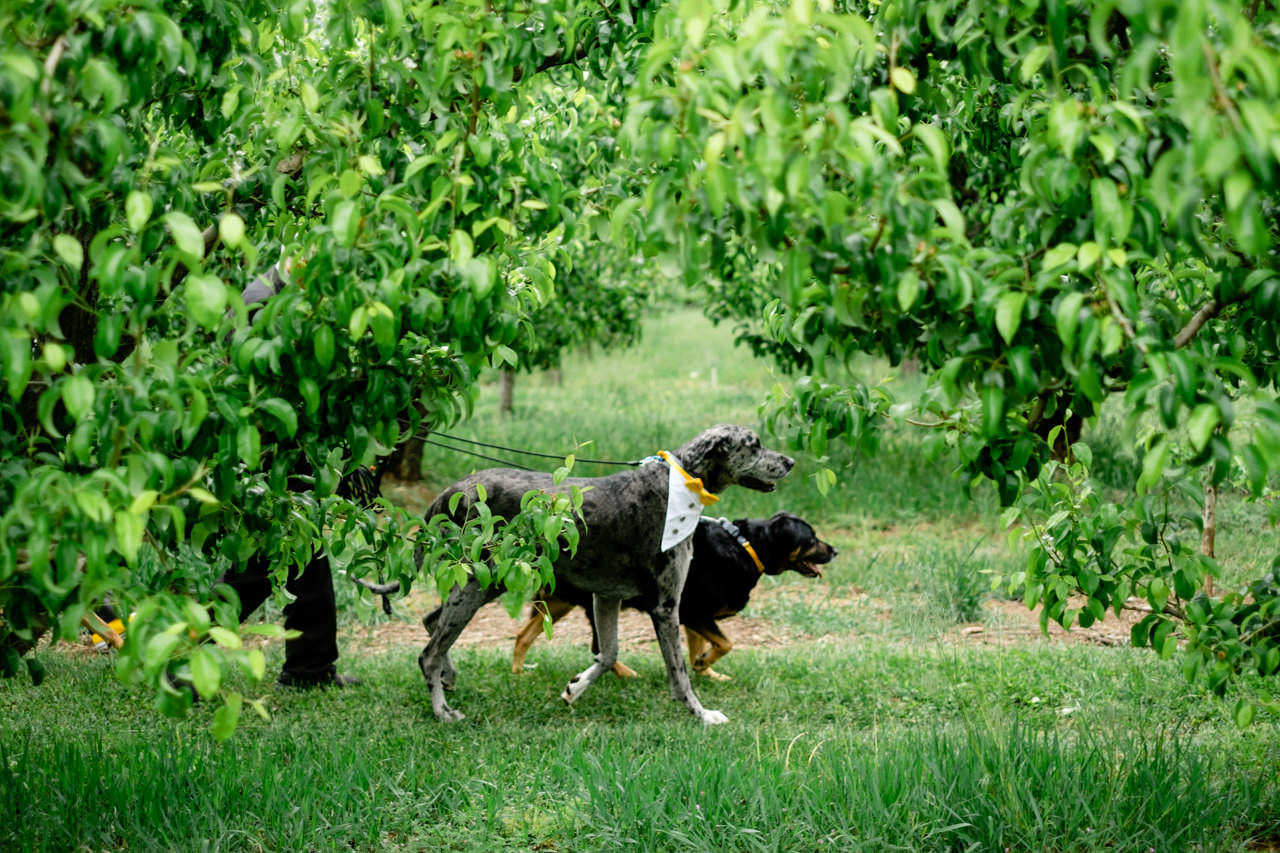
511, 512, 837, 680
413, 425, 795, 724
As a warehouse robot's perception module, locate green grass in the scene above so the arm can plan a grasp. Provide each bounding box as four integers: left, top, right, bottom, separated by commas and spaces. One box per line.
3, 643, 1279, 852
5, 307, 1280, 851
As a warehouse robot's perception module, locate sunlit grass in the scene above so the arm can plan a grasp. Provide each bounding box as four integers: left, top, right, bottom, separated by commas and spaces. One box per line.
3, 643, 1279, 852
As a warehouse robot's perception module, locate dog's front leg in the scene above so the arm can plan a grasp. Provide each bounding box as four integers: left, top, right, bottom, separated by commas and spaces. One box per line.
652, 602, 727, 725
561, 595, 621, 704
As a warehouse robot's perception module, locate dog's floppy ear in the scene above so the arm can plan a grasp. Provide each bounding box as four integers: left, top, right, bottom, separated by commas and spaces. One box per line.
769, 511, 811, 544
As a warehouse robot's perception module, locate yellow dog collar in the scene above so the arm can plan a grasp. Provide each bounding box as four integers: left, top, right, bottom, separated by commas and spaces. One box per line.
657, 450, 720, 507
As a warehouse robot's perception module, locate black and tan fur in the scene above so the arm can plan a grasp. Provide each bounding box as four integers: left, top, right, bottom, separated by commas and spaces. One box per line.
512, 512, 837, 680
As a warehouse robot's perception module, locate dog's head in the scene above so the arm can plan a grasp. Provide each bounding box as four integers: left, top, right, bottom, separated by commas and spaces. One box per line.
676, 424, 794, 495
763, 512, 838, 578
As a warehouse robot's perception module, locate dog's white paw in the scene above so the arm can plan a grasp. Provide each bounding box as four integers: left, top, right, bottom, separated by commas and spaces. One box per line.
561, 676, 587, 704
698, 708, 729, 725
433, 704, 466, 723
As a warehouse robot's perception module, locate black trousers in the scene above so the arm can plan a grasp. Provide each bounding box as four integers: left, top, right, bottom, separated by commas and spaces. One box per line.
219, 551, 339, 680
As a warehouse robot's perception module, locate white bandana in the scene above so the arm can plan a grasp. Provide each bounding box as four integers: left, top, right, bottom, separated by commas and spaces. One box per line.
657, 451, 720, 551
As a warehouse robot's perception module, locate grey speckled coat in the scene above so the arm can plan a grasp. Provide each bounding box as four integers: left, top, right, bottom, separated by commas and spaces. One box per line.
416, 424, 794, 724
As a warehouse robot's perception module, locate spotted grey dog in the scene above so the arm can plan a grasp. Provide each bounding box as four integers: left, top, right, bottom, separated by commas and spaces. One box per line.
418, 424, 793, 724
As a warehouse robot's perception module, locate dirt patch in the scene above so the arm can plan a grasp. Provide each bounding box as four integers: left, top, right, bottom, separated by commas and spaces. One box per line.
948, 597, 1148, 647
344, 588, 803, 664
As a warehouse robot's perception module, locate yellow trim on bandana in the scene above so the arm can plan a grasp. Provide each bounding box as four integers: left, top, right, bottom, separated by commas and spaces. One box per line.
658, 450, 720, 506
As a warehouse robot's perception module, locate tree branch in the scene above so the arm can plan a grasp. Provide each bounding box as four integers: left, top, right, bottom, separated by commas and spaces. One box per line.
1101, 278, 1148, 354
1173, 298, 1225, 348
1201, 478, 1217, 597
40, 34, 69, 97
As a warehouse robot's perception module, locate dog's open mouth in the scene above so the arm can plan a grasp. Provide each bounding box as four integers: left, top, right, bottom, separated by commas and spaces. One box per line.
793, 560, 824, 578
790, 547, 837, 578
739, 476, 778, 492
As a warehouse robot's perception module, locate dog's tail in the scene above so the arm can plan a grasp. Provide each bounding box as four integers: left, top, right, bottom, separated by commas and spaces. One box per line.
349, 576, 402, 595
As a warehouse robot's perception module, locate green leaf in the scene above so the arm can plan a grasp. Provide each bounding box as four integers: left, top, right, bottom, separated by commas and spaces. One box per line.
349, 305, 369, 340
897, 270, 920, 311
1019, 44, 1052, 82
126, 191, 153, 232
1090, 178, 1131, 243
932, 199, 966, 243
995, 291, 1026, 345
185, 273, 227, 329
913, 123, 949, 170
313, 324, 335, 370
62, 374, 95, 421
609, 198, 642, 248
383, 0, 404, 37
211, 692, 242, 741
1187, 402, 1220, 452
2, 331, 31, 399
188, 487, 219, 505
165, 211, 205, 259
258, 397, 298, 438
246, 648, 267, 681
129, 489, 158, 515
680, 0, 712, 46
332, 200, 359, 247
1043, 243, 1077, 270
300, 81, 320, 113
1233, 698, 1256, 729
53, 234, 83, 270
218, 213, 246, 248
207, 626, 242, 650
114, 510, 144, 564
190, 647, 221, 698
981, 384, 1004, 437
889, 66, 916, 94
448, 229, 474, 265
1137, 437, 1169, 494
236, 423, 261, 468
1054, 292, 1086, 350
1076, 242, 1101, 271
339, 169, 363, 197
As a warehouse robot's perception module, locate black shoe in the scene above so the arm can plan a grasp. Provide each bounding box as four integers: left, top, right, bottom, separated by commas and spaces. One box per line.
276, 671, 362, 690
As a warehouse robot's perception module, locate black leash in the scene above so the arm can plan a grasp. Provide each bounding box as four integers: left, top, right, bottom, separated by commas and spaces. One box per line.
423, 437, 540, 471
430, 432, 644, 468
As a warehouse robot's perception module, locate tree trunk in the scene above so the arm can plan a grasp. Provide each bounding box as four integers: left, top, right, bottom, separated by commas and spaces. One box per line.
1202, 479, 1217, 597
383, 436, 426, 481
499, 368, 515, 414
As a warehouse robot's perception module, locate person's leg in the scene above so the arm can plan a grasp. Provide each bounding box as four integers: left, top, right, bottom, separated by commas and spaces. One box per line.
276, 552, 342, 685
217, 552, 275, 622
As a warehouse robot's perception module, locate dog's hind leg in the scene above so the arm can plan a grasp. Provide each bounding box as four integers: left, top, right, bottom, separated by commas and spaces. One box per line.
418, 578, 495, 722
561, 595, 620, 704
420, 605, 457, 690
684, 626, 709, 672
687, 621, 734, 681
